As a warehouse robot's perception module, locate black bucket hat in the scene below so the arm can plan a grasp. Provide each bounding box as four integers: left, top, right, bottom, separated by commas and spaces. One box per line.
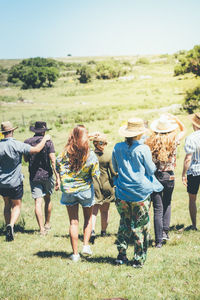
30, 121, 51, 133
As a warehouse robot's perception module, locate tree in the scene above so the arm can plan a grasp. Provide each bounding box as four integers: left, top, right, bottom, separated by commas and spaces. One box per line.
7, 57, 60, 89
174, 45, 200, 77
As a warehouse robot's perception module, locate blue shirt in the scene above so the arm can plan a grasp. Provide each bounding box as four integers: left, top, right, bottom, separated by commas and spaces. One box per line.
184, 130, 200, 176
0, 137, 31, 188
112, 140, 163, 202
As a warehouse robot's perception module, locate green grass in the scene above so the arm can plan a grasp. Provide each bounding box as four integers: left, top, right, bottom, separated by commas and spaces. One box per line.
0, 55, 200, 299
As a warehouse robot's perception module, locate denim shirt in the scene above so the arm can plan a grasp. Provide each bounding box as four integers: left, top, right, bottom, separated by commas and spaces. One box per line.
112, 139, 163, 202
0, 137, 31, 188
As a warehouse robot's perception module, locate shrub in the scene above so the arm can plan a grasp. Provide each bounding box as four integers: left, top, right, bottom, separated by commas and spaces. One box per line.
76, 65, 94, 83
95, 61, 127, 80
136, 57, 150, 65
183, 86, 200, 113
7, 57, 60, 89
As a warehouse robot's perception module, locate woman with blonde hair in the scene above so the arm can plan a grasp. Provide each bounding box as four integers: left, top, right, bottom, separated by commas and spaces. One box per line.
56, 125, 99, 262
146, 114, 185, 248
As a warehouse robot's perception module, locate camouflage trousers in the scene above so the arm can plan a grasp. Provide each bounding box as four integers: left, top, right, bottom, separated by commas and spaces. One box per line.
115, 197, 150, 264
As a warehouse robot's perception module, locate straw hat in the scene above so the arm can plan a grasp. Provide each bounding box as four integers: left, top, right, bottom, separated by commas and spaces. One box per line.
1, 121, 18, 133
150, 115, 178, 133
189, 113, 200, 128
119, 118, 147, 137
92, 132, 107, 143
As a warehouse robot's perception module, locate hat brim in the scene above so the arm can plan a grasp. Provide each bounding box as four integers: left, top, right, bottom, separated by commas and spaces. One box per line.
30, 126, 51, 133
1, 126, 18, 133
150, 120, 178, 133
189, 114, 200, 128
119, 125, 147, 137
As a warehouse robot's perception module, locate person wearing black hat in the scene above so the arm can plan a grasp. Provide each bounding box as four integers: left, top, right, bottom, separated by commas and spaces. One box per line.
24, 121, 59, 235
0, 121, 51, 242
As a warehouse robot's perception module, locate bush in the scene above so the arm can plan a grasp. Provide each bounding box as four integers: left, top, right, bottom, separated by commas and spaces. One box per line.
95, 61, 127, 80
136, 57, 150, 65
76, 65, 94, 83
183, 86, 200, 113
7, 57, 60, 89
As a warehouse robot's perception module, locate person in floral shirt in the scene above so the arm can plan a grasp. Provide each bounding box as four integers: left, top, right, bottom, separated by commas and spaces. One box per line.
56, 125, 99, 262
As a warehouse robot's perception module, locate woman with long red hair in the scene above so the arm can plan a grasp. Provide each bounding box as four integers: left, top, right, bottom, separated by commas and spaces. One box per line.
56, 125, 99, 262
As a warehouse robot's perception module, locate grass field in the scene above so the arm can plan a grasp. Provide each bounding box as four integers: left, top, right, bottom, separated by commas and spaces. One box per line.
0, 55, 200, 300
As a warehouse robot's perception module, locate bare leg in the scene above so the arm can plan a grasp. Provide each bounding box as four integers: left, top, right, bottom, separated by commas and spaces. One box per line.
82, 206, 93, 246
10, 199, 22, 227
44, 194, 52, 228
100, 202, 110, 232
189, 193, 197, 228
35, 198, 45, 233
67, 204, 79, 255
3, 197, 12, 225
92, 204, 100, 232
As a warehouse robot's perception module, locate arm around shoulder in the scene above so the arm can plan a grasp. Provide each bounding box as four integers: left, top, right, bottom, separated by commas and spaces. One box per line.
29, 134, 51, 154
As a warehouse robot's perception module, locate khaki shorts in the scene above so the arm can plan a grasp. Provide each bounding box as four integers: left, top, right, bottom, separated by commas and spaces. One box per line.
30, 177, 54, 199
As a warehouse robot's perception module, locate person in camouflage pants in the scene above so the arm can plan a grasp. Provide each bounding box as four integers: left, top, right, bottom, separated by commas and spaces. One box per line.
115, 197, 150, 265
112, 118, 163, 268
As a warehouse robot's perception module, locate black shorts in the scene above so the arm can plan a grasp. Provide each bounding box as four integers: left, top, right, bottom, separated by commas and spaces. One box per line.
0, 182, 24, 200
187, 174, 200, 195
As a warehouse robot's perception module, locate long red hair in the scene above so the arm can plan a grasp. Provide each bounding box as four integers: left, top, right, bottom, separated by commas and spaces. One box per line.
64, 125, 90, 172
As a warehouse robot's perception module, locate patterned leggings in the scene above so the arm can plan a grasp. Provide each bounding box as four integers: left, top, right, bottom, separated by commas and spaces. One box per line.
115, 197, 150, 264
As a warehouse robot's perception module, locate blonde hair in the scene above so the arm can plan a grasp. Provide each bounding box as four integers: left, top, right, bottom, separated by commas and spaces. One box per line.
146, 130, 177, 162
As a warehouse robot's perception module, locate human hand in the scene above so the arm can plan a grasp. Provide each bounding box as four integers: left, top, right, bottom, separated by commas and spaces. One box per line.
55, 178, 60, 191
182, 175, 187, 186
44, 134, 51, 141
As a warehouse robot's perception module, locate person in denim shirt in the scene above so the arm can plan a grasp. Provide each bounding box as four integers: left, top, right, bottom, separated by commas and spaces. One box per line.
112, 118, 162, 268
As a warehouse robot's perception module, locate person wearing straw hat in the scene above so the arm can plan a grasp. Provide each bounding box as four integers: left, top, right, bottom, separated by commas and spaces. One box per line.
0, 121, 51, 241
112, 118, 163, 268
24, 121, 60, 235
182, 112, 200, 230
146, 114, 185, 248
89, 132, 116, 243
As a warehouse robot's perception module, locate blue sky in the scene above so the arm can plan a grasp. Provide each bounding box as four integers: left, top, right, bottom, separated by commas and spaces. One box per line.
0, 0, 200, 59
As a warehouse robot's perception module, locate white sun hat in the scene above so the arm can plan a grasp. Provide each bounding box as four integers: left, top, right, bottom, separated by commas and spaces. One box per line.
150, 114, 178, 133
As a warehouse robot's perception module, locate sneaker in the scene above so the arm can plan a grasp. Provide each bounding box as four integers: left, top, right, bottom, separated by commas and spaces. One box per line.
115, 254, 128, 265
44, 224, 51, 232
6, 224, 14, 242
90, 230, 96, 244
132, 260, 143, 268
82, 245, 92, 256
162, 231, 170, 240
101, 230, 106, 237
69, 254, 80, 262
155, 242, 162, 248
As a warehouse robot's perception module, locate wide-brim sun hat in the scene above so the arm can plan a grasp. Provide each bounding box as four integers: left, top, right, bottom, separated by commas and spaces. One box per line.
189, 112, 200, 128
30, 121, 51, 133
119, 118, 147, 137
1, 121, 18, 133
150, 115, 178, 133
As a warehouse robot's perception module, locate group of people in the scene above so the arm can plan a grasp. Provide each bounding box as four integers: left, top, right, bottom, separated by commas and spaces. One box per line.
0, 112, 200, 268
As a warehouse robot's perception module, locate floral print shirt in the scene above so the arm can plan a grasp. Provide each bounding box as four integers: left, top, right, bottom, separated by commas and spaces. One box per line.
56, 149, 100, 193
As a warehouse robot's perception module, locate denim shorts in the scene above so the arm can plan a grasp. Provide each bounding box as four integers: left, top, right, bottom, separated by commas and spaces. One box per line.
30, 177, 54, 199
60, 185, 95, 207
0, 182, 23, 200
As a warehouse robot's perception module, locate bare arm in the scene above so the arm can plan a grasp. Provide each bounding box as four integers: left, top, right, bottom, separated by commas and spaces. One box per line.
167, 114, 186, 141
49, 152, 60, 190
29, 134, 51, 154
182, 153, 192, 186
